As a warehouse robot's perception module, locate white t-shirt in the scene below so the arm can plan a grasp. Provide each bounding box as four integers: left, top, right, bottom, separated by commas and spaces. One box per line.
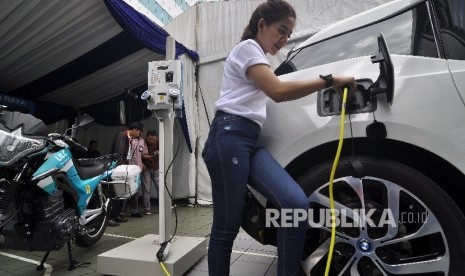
215, 39, 270, 128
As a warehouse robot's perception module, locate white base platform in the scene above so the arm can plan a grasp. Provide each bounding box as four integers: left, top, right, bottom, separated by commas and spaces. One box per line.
97, 234, 207, 276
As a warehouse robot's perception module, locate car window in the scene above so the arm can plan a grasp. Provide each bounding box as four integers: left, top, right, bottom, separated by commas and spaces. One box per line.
281, 2, 437, 74
435, 0, 465, 60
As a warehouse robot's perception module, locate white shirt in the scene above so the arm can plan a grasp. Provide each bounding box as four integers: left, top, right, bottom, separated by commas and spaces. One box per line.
215, 39, 270, 128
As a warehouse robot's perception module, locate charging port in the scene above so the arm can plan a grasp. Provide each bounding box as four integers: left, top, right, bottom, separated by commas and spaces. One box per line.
317, 79, 376, 116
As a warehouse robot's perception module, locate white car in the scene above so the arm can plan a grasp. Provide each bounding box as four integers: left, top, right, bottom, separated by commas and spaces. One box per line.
241, 0, 465, 275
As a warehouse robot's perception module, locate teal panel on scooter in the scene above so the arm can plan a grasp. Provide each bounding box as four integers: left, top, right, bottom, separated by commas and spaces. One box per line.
69, 173, 105, 215
33, 148, 71, 176
33, 148, 73, 195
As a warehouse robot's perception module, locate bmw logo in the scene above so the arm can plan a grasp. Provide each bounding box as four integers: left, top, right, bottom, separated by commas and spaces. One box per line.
357, 239, 373, 253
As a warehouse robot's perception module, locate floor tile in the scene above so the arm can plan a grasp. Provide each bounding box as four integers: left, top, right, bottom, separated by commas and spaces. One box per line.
0, 203, 279, 276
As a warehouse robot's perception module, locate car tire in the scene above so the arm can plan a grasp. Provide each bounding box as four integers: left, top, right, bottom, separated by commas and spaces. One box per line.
297, 156, 465, 275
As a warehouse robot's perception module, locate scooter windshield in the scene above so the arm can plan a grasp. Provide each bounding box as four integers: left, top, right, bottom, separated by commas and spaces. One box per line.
0, 128, 46, 167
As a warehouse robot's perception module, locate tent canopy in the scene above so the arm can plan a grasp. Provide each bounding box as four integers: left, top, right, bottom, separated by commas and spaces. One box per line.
0, 0, 197, 124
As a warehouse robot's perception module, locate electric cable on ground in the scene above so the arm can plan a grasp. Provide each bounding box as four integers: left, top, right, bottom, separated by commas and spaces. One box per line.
324, 86, 349, 276
159, 261, 170, 276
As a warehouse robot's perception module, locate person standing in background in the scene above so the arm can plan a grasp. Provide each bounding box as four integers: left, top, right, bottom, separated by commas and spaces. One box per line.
125, 122, 147, 217
108, 122, 146, 226
141, 130, 160, 215
82, 140, 100, 158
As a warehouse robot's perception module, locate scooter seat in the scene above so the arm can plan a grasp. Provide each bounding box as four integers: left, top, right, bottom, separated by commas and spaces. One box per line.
74, 155, 114, 179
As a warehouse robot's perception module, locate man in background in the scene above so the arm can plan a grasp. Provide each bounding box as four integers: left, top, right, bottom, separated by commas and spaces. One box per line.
108, 122, 145, 226
82, 140, 100, 158
141, 130, 159, 215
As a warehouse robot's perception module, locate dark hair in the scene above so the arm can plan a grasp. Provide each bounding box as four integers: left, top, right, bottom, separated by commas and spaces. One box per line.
127, 122, 144, 131
89, 140, 98, 146
146, 130, 158, 137
241, 0, 296, 41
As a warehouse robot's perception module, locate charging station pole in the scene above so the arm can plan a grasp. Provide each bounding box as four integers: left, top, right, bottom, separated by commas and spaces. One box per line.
98, 36, 206, 276
157, 36, 175, 243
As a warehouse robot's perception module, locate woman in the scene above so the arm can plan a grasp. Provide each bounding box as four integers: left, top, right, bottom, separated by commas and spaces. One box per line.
202, 0, 356, 275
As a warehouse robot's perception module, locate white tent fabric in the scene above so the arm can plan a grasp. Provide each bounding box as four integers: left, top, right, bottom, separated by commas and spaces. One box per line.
40, 49, 162, 107
164, 0, 393, 202
0, 0, 121, 94
0, 0, 167, 108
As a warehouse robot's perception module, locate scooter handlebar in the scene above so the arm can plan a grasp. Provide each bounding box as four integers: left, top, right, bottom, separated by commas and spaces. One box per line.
63, 136, 88, 153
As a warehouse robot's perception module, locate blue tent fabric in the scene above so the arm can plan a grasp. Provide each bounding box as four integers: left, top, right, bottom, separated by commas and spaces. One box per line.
104, 0, 199, 61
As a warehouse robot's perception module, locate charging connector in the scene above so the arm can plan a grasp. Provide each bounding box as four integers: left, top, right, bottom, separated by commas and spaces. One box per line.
156, 241, 171, 262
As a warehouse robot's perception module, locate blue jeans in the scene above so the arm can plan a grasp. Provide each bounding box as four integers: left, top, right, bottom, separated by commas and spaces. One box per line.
202, 111, 309, 276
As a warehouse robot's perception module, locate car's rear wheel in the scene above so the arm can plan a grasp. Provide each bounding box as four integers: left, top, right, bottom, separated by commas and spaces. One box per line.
298, 156, 465, 275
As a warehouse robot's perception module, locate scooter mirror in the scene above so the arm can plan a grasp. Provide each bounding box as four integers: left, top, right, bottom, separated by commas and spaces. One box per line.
76, 114, 95, 128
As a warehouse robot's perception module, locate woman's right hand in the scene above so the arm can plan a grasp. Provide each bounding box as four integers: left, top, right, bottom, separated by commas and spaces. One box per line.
332, 76, 357, 92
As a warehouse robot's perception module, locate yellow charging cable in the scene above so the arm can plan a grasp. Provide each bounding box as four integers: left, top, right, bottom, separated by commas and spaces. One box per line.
324, 86, 349, 276
160, 262, 171, 276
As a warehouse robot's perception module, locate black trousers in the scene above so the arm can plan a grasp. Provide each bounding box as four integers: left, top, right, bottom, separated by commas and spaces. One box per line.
109, 199, 124, 218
